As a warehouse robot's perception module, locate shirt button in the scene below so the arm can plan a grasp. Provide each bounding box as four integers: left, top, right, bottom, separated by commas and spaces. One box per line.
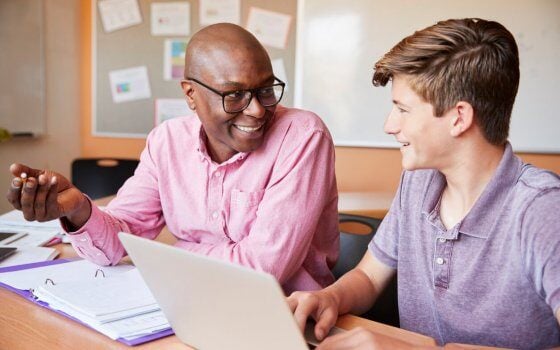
438, 238, 446, 243
80, 238, 88, 242
436, 257, 445, 265
214, 172, 221, 177
212, 211, 219, 219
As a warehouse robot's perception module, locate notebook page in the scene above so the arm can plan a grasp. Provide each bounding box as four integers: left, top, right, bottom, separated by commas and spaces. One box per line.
34, 268, 159, 319
0, 259, 134, 290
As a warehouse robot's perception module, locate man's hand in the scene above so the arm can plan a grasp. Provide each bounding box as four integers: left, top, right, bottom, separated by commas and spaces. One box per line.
287, 288, 340, 341
6, 163, 91, 228
317, 327, 418, 350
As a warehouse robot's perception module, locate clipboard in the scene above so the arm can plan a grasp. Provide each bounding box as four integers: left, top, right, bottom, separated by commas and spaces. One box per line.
0, 259, 174, 346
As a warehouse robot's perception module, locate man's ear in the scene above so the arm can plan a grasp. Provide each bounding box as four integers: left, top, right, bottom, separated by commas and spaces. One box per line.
450, 101, 474, 137
181, 80, 196, 110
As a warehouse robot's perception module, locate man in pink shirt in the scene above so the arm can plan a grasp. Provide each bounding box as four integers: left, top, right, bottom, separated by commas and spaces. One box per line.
5, 23, 339, 294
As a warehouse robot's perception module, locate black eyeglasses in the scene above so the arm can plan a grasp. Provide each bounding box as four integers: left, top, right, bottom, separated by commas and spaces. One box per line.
186, 76, 285, 114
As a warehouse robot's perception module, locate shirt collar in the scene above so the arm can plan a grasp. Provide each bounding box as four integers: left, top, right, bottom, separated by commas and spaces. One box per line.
422, 142, 524, 239
194, 116, 248, 166
460, 142, 523, 238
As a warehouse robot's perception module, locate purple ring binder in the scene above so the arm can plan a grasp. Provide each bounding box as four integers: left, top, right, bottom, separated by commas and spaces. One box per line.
0, 259, 174, 346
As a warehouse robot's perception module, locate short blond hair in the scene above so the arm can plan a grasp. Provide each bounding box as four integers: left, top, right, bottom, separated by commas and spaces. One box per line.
373, 18, 519, 145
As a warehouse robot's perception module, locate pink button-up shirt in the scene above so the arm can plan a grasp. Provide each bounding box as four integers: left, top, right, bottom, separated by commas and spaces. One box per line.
67, 106, 339, 293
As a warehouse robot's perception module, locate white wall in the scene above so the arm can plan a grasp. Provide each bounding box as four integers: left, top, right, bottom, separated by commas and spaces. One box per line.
296, 0, 560, 153
0, 0, 81, 214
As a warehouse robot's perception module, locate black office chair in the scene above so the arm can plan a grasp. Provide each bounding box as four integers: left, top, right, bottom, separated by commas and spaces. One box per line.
332, 213, 400, 327
71, 158, 139, 200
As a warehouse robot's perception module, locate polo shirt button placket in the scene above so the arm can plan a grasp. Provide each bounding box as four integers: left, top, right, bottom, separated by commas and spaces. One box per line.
434, 235, 450, 289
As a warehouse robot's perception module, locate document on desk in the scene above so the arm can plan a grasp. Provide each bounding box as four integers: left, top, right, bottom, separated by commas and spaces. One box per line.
0, 259, 133, 290
0, 209, 61, 229
0, 259, 171, 341
0, 246, 59, 268
0, 210, 62, 248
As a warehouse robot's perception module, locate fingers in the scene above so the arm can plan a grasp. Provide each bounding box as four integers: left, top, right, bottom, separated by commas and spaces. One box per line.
44, 177, 59, 221
316, 328, 368, 350
289, 291, 318, 333
6, 176, 24, 210
6, 173, 60, 222
288, 290, 341, 342
286, 293, 298, 312
34, 174, 59, 221
317, 327, 414, 350
9, 163, 40, 178
20, 176, 38, 221
314, 306, 339, 341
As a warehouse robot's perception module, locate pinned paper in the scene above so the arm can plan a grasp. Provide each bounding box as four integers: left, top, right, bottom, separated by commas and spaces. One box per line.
151, 2, 191, 36
164, 39, 188, 81
98, 0, 142, 33
109, 66, 151, 103
155, 99, 191, 125
199, 0, 241, 25
246, 7, 292, 49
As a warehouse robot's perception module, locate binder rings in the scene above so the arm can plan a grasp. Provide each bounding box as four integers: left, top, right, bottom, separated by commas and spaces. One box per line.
0, 259, 174, 346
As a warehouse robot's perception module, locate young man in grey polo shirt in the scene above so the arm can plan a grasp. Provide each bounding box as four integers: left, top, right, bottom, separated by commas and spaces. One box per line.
288, 18, 560, 349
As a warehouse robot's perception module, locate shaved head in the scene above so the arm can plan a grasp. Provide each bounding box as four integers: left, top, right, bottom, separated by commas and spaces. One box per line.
184, 23, 272, 80
180, 23, 278, 163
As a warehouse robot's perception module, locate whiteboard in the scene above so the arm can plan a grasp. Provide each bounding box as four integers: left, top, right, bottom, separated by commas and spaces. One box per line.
294, 0, 560, 153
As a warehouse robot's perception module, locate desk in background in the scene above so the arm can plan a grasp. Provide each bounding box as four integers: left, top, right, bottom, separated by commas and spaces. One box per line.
338, 191, 394, 219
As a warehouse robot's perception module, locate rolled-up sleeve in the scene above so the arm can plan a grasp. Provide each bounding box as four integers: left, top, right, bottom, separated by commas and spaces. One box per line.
64, 129, 166, 265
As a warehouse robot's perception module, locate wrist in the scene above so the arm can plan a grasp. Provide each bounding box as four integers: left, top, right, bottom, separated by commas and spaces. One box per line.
323, 283, 343, 314
65, 195, 92, 230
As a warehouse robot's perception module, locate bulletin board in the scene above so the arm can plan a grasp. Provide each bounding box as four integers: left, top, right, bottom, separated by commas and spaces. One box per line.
92, 0, 297, 137
294, 0, 560, 153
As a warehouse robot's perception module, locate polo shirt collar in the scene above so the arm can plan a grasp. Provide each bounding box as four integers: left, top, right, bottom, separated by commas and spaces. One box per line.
460, 142, 523, 238
422, 142, 523, 239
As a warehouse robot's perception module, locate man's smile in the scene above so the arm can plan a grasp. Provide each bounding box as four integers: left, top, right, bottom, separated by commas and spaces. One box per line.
233, 123, 264, 133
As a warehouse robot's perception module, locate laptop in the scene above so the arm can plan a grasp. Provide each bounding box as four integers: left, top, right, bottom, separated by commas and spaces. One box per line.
118, 232, 338, 350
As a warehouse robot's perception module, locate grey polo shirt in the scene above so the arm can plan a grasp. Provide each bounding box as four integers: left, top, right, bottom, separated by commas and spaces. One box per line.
369, 143, 560, 349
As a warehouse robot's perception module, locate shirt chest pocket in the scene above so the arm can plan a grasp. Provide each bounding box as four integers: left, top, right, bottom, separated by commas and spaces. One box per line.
227, 189, 265, 242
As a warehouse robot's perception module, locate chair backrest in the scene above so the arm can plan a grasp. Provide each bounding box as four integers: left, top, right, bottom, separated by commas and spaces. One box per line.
71, 158, 139, 200
331, 213, 381, 279
332, 213, 400, 327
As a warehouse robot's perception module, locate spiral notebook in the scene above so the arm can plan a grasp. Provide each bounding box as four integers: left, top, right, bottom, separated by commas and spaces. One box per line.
0, 259, 174, 346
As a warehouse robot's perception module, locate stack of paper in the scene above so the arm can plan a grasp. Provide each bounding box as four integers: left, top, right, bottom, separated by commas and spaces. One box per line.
0, 260, 171, 340
0, 209, 62, 247
0, 209, 64, 266
0, 209, 62, 230
0, 246, 59, 268
34, 268, 170, 340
